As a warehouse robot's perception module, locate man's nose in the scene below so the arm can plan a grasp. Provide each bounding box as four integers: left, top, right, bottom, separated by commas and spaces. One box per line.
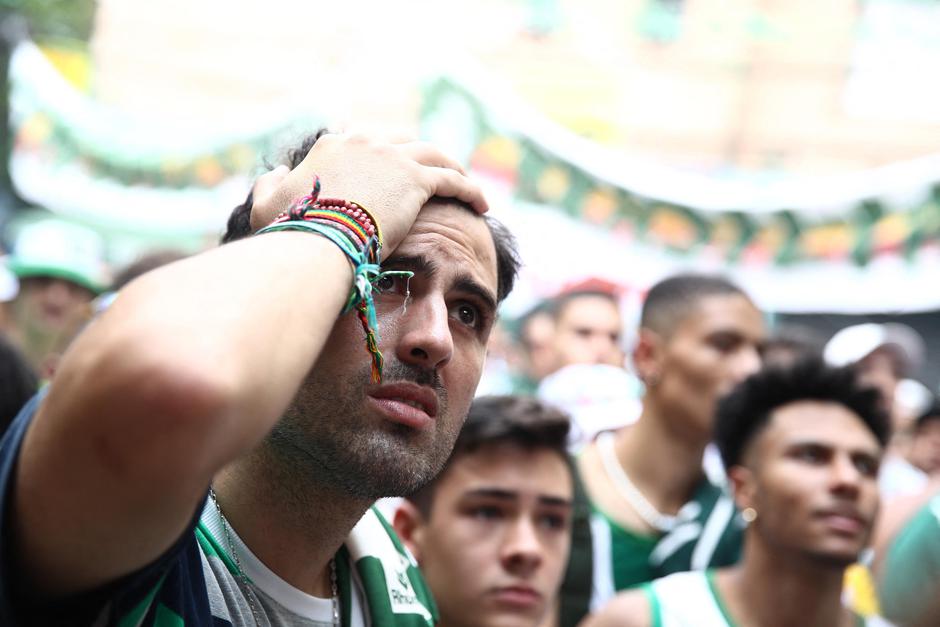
43, 279, 75, 304
830, 454, 862, 497
394, 295, 454, 371
500, 516, 543, 576
730, 346, 762, 384
586, 333, 616, 363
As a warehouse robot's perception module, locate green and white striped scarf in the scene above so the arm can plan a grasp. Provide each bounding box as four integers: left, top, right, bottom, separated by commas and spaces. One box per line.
197, 503, 437, 626
337, 507, 438, 626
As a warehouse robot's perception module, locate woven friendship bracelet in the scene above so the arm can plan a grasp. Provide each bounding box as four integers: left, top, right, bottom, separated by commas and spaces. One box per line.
255, 176, 409, 383
266, 176, 383, 248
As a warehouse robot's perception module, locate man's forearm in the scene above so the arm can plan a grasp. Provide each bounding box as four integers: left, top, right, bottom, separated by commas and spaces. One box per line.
14, 230, 352, 595
55, 230, 352, 463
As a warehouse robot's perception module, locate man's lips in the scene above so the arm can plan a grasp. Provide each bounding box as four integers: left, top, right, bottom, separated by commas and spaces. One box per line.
367, 383, 439, 429
489, 585, 543, 609
814, 506, 868, 535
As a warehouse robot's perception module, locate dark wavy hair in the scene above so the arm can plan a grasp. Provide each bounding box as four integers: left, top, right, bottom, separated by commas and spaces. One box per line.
715, 357, 890, 469
221, 130, 520, 303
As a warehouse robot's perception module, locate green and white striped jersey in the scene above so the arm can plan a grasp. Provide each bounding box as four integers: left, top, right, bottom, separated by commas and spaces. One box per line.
643, 570, 883, 627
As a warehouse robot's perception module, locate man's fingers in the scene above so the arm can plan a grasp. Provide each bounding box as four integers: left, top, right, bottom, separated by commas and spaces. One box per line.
398, 141, 467, 175
252, 165, 290, 206
424, 167, 489, 214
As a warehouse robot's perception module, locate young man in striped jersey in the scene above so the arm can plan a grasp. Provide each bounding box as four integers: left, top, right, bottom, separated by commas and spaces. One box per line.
583, 359, 890, 627
568, 274, 765, 615
0, 133, 520, 626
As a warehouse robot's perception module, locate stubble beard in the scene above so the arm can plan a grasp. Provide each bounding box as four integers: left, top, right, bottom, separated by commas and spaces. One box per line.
265, 360, 459, 500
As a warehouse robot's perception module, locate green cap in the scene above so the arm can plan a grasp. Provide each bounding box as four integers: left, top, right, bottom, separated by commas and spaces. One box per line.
7, 218, 109, 294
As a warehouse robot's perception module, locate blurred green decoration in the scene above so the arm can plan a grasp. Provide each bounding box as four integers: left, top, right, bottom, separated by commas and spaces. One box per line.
0, 0, 96, 225
851, 200, 882, 266
5, 38, 324, 261
0, 0, 96, 41
638, 0, 684, 42
772, 211, 801, 266
421, 75, 940, 270
527, 0, 559, 37
905, 186, 940, 260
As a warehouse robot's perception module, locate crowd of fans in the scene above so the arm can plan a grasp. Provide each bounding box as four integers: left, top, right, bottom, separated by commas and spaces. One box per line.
0, 132, 938, 626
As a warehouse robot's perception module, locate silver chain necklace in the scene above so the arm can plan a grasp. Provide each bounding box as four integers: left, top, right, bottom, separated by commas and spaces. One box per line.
597, 431, 678, 533
208, 488, 340, 626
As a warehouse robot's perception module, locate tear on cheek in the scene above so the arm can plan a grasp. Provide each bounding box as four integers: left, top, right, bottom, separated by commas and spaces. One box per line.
401, 275, 412, 314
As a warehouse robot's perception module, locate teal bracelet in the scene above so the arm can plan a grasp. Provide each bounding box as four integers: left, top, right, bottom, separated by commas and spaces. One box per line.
255, 218, 411, 383
256, 220, 361, 263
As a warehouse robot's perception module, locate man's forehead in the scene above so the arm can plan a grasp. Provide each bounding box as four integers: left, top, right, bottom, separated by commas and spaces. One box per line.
399, 201, 498, 289
677, 293, 764, 336
763, 401, 881, 451
447, 445, 571, 488
559, 295, 620, 323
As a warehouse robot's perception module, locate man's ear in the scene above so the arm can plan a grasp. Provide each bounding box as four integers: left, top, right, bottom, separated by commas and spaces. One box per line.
632, 328, 664, 387
392, 500, 426, 563
727, 464, 756, 513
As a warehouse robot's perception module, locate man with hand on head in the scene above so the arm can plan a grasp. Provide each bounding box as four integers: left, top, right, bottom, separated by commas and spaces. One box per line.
583, 359, 890, 627
393, 395, 574, 627
572, 274, 765, 609
0, 132, 520, 626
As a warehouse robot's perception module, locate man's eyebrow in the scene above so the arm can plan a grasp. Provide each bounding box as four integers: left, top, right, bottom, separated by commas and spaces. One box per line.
463, 488, 517, 501
784, 439, 834, 451
462, 488, 573, 508
538, 495, 573, 509
455, 278, 497, 316
383, 255, 497, 315
381, 255, 438, 276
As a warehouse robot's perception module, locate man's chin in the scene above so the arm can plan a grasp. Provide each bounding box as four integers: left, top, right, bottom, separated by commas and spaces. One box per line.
339, 430, 450, 498
473, 608, 546, 627
807, 546, 864, 570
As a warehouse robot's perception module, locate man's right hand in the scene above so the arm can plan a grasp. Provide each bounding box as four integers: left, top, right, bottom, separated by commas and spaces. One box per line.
250, 133, 489, 257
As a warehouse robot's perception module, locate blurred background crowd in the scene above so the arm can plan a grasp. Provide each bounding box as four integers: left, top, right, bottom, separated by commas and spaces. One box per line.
2, 1, 940, 625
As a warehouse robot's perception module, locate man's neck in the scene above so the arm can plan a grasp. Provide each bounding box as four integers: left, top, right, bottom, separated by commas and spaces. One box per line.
617, 404, 708, 513
720, 535, 853, 627
212, 447, 371, 598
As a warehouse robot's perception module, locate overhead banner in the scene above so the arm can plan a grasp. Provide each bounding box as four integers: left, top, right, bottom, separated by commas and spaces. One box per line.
7, 41, 321, 237
421, 73, 940, 313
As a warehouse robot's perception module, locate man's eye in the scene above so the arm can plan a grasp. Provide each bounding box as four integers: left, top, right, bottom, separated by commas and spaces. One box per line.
470, 506, 502, 520
538, 513, 568, 530
854, 456, 880, 478
794, 446, 826, 464
375, 275, 397, 293
456, 303, 478, 327
709, 338, 738, 353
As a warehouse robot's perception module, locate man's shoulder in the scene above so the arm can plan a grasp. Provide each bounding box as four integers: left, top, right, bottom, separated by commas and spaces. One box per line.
647, 570, 731, 627
581, 586, 653, 627
648, 569, 709, 595
878, 494, 940, 623
0, 397, 212, 627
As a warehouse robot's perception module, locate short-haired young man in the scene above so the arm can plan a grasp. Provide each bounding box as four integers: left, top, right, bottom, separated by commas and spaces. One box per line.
573, 274, 765, 608
548, 287, 624, 374
907, 400, 940, 476
0, 133, 521, 626
582, 358, 890, 627
510, 301, 557, 395
393, 395, 574, 627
